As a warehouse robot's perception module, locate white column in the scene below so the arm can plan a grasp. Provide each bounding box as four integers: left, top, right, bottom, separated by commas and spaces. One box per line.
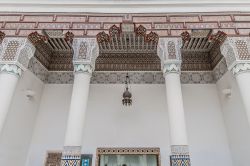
0, 64, 22, 134
164, 73, 188, 146
163, 62, 190, 166
232, 63, 250, 125
62, 64, 92, 166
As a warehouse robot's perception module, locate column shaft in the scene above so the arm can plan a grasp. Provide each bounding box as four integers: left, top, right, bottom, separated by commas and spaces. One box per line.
165, 73, 188, 146
164, 72, 190, 166
235, 72, 250, 124
0, 72, 19, 134
62, 72, 91, 166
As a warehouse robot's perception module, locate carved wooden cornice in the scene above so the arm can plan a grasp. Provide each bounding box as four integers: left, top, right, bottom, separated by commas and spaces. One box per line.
181, 30, 227, 71
0, 31, 6, 44
28, 31, 74, 71
96, 23, 160, 71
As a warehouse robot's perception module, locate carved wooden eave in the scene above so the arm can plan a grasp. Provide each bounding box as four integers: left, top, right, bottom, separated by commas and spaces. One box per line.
181, 30, 227, 71
28, 30, 74, 71
96, 23, 161, 71
0, 31, 6, 44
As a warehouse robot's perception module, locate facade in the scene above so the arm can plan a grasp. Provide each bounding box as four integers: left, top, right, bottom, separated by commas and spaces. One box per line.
0, 1, 250, 166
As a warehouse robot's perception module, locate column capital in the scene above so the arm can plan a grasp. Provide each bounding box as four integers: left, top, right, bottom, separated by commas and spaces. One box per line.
73, 63, 93, 75
72, 38, 99, 71
157, 37, 182, 61
0, 64, 22, 77
0, 37, 36, 74
163, 60, 182, 75
231, 62, 250, 76
220, 37, 250, 75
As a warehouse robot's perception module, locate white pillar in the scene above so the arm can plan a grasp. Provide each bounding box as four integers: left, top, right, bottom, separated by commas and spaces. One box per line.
0, 64, 22, 134
164, 73, 188, 146
163, 62, 190, 166
232, 63, 250, 125
62, 64, 92, 166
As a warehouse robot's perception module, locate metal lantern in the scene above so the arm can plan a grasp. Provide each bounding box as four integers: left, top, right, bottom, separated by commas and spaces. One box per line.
122, 74, 132, 106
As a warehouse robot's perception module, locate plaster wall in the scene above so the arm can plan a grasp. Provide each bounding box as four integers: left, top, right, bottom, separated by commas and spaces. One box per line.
0, 71, 44, 166
26, 83, 233, 166
216, 71, 250, 166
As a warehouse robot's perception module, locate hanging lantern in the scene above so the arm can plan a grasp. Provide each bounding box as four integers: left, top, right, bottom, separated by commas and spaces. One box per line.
122, 74, 132, 106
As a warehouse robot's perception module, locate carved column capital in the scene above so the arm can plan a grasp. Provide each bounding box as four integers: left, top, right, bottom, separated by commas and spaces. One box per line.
0, 37, 36, 73
73, 63, 93, 75
157, 37, 182, 61
220, 37, 250, 71
231, 62, 250, 76
72, 38, 99, 71
0, 64, 22, 77
163, 61, 181, 75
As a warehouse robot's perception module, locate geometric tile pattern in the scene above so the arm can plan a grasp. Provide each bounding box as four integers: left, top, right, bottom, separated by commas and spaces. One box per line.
170, 155, 191, 166
61, 146, 81, 166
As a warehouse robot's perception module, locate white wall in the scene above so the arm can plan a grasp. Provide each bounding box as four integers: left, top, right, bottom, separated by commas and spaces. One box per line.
216, 72, 250, 166
182, 84, 233, 166
0, 71, 44, 166
26, 83, 233, 166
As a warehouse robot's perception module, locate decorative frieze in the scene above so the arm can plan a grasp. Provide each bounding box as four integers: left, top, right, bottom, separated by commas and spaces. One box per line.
61, 146, 81, 166
213, 58, 228, 82
32, 71, 216, 84
28, 57, 48, 82
1, 12, 250, 37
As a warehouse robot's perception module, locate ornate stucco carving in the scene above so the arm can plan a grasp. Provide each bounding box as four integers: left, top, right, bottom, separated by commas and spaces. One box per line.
163, 61, 181, 75
0, 37, 35, 75
220, 37, 250, 76
0, 64, 22, 76
72, 38, 99, 74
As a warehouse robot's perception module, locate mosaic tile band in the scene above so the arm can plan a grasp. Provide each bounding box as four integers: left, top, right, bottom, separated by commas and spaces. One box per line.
61, 146, 81, 166
170, 155, 191, 166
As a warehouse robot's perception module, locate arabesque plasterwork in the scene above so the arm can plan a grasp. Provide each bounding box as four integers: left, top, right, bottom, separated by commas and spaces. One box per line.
0, 37, 35, 76
220, 37, 250, 76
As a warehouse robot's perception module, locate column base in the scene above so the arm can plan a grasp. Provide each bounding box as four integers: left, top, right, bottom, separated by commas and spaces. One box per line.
170, 145, 191, 166
170, 155, 191, 166
61, 146, 81, 166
